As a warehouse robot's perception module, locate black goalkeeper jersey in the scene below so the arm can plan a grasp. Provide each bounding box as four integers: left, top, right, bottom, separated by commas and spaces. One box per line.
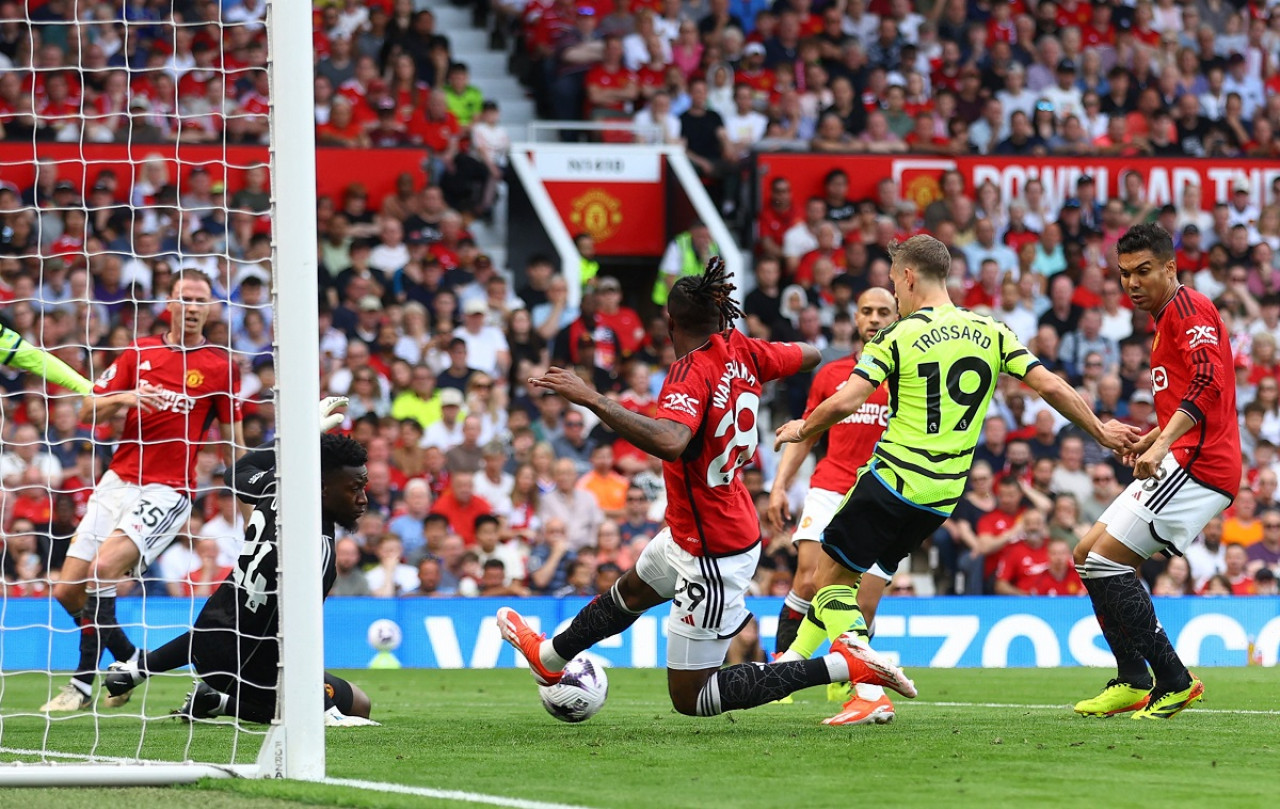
193, 446, 337, 675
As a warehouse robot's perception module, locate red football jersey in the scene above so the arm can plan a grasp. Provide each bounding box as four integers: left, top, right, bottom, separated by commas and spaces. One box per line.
94, 336, 242, 492
803, 354, 889, 493
656, 331, 805, 556
995, 540, 1050, 592
1024, 567, 1085, 596
1149, 285, 1241, 498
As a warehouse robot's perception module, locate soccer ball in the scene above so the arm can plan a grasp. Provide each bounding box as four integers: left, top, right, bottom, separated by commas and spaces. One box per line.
538, 655, 608, 723
367, 619, 402, 652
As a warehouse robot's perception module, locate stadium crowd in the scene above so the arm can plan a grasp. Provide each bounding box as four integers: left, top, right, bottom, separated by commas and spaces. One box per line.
0, 0, 1278, 603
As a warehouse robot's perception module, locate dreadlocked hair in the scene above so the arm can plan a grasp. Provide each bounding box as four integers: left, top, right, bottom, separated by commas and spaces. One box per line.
320, 432, 368, 477
668, 256, 744, 334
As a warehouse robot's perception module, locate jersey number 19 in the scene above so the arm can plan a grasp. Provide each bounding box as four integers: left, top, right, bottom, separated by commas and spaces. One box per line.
918, 358, 992, 434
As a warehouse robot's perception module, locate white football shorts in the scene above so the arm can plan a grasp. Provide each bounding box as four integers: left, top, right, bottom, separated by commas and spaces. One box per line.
1098, 453, 1231, 559
67, 470, 193, 576
635, 527, 760, 670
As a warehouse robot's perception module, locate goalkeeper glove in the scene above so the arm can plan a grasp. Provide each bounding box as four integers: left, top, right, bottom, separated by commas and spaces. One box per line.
319, 396, 348, 433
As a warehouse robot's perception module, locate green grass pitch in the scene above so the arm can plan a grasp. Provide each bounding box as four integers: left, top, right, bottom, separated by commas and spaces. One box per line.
0, 667, 1276, 808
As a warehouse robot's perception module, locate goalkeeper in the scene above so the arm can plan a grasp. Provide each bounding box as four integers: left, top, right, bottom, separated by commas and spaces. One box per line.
0, 322, 94, 393
106, 397, 376, 726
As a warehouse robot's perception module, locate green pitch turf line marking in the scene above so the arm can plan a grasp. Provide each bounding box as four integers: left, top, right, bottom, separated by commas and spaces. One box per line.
915, 701, 1280, 715
323, 777, 602, 809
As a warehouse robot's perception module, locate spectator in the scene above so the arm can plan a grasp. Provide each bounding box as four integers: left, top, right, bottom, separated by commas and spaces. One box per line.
445, 415, 486, 473
1224, 488, 1263, 549
423, 388, 467, 451
577, 444, 629, 519
1247, 514, 1280, 575
474, 440, 515, 517
540, 458, 605, 551
387, 478, 433, 559
366, 534, 420, 597
329, 537, 373, 596
454, 298, 510, 378
678, 79, 729, 203
527, 518, 574, 594
994, 509, 1053, 595
429, 471, 494, 546
479, 558, 530, 596
553, 557, 597, 597
1219, 543, 1256, 595
473, 514, 527, 585
404, 556, 450, 597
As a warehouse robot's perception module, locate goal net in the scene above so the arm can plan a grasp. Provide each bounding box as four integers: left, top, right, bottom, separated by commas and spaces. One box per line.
0, 0, 323, 784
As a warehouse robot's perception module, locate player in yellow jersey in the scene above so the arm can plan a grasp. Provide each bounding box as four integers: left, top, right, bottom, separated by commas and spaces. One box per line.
776, 234, 1139, 721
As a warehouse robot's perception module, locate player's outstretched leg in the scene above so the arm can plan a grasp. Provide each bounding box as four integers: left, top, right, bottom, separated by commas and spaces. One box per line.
1079, 546, 1198, 718
105, 631, 193, 698
498, 577, 649, 686
678, 634, 916, 717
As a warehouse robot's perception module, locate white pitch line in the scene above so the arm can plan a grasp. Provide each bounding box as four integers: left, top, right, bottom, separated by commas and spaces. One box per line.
323, 778, 602, 809
912, 700, 1280, 716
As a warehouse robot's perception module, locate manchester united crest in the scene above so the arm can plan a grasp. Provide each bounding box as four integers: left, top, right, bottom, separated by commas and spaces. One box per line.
186, 369, 205, 388
569, 190, 623, 243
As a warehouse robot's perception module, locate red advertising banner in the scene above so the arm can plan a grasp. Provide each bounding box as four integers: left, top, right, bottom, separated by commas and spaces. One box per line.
533, 149, 668, 257
755, 154, 1280, 214
0, 143, 427, 208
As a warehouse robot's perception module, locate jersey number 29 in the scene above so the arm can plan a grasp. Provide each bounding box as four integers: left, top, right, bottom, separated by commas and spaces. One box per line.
918, 358, 992, 433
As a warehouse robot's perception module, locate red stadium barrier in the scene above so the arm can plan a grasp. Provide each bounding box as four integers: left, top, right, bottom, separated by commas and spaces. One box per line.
755, 154, 1280, 213
0, 143, 427, 207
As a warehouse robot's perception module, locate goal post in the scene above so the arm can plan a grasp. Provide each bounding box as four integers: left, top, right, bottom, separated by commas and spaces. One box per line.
0, 0, 323, 785
264, 0, 326, 782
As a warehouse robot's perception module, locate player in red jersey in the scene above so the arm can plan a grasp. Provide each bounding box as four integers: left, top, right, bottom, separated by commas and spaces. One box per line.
44, 270, 245, 712
1072, 224, 1240, 720
497, 260, 918, 719
767, 287, 899, 724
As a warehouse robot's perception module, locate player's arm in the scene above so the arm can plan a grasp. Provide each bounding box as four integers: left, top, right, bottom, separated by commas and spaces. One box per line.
234, 443, 277, 505
1133, 313, 1230, 478
775, 372, 875, 449
766, 433, 819, 531
767, 363, 826, 530
221, 420, 247, 460
529, 367, 693, 461
1020, 365, 1138, 454
0, 326, 92, 393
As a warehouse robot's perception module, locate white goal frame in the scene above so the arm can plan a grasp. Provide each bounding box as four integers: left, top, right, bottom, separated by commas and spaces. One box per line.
0, 0, 323, 785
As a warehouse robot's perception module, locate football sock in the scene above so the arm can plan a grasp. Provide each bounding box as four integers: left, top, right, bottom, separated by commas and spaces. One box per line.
854, 682, 886, 701
549, 583, 642, 670
695, 658, 835, 716
789, 609, 830, 659
1081, 577, 1151, 688
95, 595, 137, 664
1080, 556, 1154, 689
140, 631, 193, 679
72, 595, 108, 690
1089, 571, 1188, 692
812, 584, 868, 644
775, 591, 809, 655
